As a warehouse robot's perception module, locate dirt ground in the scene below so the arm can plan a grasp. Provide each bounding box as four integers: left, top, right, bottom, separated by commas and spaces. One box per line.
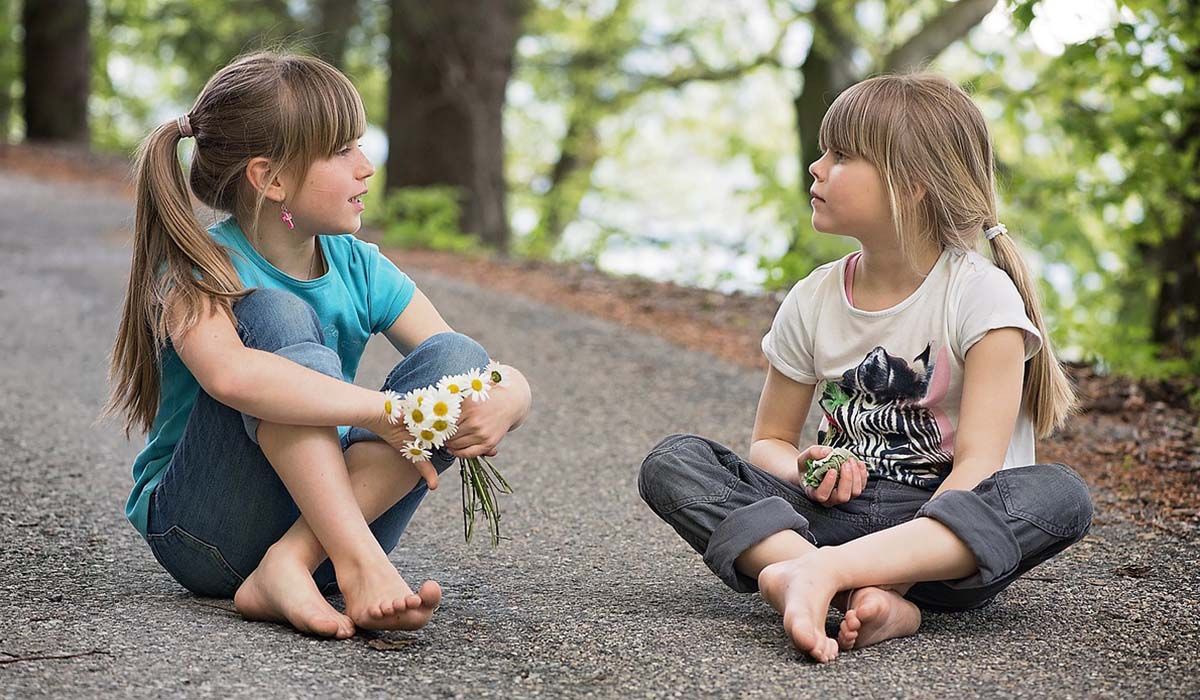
6, 141, 1196, 535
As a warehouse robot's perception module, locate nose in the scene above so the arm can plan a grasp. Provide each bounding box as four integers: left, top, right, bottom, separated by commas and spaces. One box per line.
358, 154, 375, 180
809, 152, 827, 182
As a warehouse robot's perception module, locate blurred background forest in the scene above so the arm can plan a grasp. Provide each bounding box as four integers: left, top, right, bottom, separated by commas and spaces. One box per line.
2, 0, 1197, 381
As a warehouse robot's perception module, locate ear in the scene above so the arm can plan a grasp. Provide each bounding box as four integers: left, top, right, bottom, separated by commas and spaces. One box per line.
912, 182, 927, 203
244, 157, 287, 203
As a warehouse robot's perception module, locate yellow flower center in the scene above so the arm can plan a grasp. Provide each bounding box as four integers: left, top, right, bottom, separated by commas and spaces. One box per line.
432, 419, 450, 432
447, 384, 461, 394
383, 399, 393, 414
433, 402, 449, 417
410, 408, 425, 424
470, 378, 484, 391
420, 429, 436, 442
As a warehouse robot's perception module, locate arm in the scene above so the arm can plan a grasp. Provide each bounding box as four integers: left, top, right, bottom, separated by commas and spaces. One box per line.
748, 366, 817, 484
934, 327, 1026, 497
381, 290, 533, 459
170, 296, 387, 430
748, 366, 868, 503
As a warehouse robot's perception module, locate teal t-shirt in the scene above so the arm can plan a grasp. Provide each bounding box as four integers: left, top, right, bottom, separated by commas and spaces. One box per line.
125, 217, 417, 536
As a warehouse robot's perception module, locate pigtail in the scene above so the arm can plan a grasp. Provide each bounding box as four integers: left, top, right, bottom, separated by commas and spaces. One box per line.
986, 229, 1078, 437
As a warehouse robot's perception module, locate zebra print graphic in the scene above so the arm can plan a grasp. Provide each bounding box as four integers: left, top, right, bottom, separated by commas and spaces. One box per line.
816, 343, 953, 489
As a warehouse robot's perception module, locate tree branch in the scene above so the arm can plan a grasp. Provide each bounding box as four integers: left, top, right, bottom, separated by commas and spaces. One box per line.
883, 0, 999, 72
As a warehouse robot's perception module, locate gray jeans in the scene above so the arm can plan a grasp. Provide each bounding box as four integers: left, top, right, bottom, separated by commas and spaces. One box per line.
638, 434, 1093, 612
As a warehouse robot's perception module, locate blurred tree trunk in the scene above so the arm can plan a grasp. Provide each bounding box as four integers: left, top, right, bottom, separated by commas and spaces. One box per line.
1151, 47, 1200, 357
22, 0, 89, 142
386, 0, 524, 251
311, 0, 357, 69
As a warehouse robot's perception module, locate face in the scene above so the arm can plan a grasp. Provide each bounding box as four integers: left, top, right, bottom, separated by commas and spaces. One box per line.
285, 140, 375, 235
808, 148, 893, 241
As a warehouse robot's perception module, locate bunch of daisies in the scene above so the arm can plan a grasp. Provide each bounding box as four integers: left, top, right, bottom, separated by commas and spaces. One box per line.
382, 361, 512, 545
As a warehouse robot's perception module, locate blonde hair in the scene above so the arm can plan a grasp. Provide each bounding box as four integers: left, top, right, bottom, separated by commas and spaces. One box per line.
819, 73, 1077, 437
105, 51, 367, 436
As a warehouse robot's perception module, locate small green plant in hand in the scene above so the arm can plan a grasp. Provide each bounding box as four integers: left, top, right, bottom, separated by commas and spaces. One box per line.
804, 447, 857, 489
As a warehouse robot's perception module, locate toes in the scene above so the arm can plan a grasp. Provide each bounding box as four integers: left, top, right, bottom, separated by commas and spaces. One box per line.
844, 610, 861, 631
405, 593, 422, 609
418, 581, 443, 608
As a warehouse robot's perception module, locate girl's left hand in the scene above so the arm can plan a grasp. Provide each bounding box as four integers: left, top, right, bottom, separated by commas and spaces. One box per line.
444, 390, 518, 459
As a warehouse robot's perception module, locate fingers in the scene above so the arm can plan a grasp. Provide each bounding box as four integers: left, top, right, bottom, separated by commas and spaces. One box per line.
815, 467, 838, 503
835, 462, 853, 502
414, 459, 439, 491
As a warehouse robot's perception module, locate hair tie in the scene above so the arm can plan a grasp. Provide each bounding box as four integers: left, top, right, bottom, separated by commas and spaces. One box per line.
176, 114, 194, 138
984, 223, 1007, 241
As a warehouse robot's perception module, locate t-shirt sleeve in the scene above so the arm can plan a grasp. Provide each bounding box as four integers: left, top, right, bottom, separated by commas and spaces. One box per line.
365, 242, 417, 334
761, 275, 821, 385
957, 266, 1043, 361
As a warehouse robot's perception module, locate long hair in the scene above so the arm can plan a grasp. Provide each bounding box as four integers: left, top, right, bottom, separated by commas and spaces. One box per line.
819, 73, 1077, 437
105, 51, 367, 436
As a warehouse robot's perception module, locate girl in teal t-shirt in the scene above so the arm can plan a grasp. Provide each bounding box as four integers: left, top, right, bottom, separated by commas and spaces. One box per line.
105, 52, 532, 639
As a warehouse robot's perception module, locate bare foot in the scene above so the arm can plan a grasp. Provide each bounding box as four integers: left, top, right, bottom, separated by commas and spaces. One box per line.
837, 587, 922, 651
758, 556, 841, 663
234, 546, 355, 639
337, 555, 442, 631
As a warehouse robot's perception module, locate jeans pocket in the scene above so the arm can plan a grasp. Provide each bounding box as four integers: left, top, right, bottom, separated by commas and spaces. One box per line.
147, 526, 244, 597
994, 466, 1083, 539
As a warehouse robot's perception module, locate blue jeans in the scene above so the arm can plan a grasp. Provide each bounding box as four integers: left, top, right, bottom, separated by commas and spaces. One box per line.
145, 288, 489, 598
638, 434, 1094, 612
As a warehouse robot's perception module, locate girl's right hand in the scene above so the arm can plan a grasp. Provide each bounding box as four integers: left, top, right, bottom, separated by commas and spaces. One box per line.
797, 445, 869, 507
365, 394, 441, 491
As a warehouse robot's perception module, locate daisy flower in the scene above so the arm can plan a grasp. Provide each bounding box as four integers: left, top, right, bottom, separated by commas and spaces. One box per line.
437, 373, 470, 397
429, 417, 458, 443
415, 426, 446, 448
427, 388, 463, 425
462, 368, 491, 402
402, 441, 432, 463
382, 390, 404, 425
485, 360, 506, 386
402, 394, 433, 432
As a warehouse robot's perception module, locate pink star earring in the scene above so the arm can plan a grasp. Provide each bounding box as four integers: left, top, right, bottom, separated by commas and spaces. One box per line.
280, 202, 295, 230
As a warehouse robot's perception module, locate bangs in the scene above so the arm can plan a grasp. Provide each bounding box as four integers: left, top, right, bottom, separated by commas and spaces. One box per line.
278, 56, 368, 164
818, 77, 903, 165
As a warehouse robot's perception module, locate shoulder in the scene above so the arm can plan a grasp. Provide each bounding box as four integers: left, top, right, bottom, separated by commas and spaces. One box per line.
322, 233, 382, 269
947, 249, 1020, 296
778, 255, 847, 310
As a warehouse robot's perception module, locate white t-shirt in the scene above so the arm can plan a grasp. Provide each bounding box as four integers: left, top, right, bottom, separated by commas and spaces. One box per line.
761, 248, 1042, 490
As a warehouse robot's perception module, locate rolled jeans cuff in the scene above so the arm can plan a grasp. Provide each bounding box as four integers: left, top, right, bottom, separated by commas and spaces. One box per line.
241, 341, 343, 445
916, 489, 1021, 589
704, 496, 814, 593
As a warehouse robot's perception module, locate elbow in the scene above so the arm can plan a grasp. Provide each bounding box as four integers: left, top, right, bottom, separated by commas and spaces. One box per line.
205, 363, 247, 407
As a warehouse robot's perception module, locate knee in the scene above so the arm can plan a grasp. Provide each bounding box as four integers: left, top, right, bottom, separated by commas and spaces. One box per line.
638, 434, 718, 513
409, 332, 490, 375
1025, 463, 1094, 541
232, 289, 322, 351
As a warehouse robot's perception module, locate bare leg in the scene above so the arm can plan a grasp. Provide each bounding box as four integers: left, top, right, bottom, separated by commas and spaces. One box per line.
759, 517, 974, 662
234, 423, 439, 633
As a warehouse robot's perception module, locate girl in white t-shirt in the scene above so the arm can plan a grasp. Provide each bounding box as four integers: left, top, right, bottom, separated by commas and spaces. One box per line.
638, 73, 1092, 662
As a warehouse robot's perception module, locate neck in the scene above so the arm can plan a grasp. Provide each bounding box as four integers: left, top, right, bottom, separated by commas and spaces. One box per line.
855, 236, 943, 294
241, 209, 322, 280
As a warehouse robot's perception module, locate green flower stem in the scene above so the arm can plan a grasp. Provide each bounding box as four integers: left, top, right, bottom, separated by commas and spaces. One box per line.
460, 456, 513, 546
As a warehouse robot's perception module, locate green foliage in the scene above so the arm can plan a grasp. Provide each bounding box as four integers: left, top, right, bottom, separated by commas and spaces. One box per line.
368, 187, 481, 254
987, 0, 1200, 377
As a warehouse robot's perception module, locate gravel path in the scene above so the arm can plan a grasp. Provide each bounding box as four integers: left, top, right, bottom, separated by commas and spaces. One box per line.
1, 172, 1196, 698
